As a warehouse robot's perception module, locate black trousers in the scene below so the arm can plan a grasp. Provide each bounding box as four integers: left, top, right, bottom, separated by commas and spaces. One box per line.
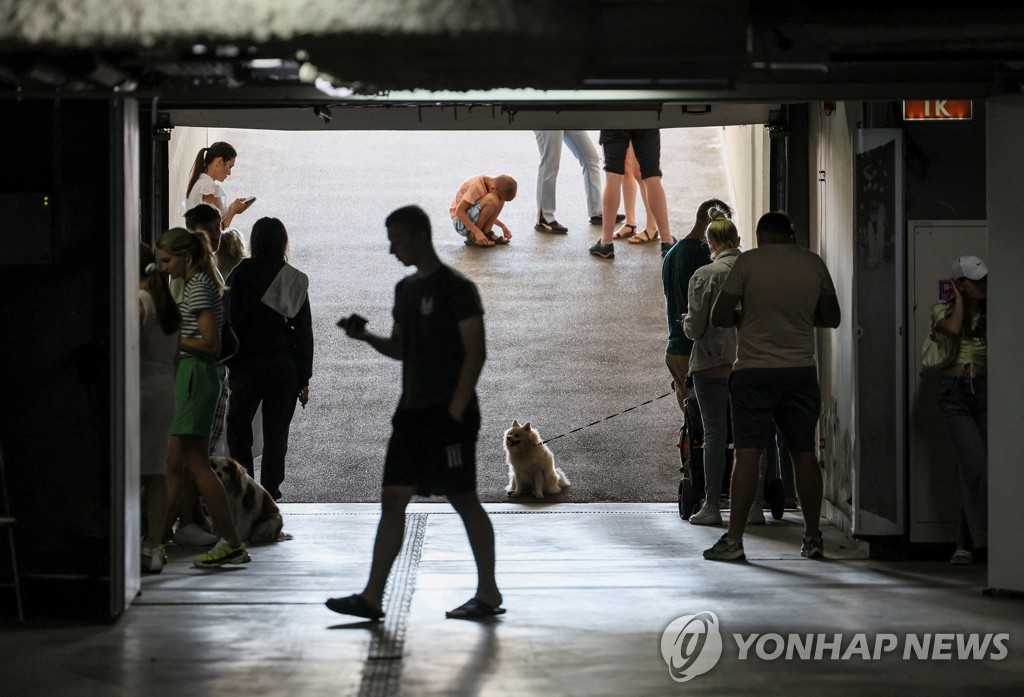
226, 353, 299, 497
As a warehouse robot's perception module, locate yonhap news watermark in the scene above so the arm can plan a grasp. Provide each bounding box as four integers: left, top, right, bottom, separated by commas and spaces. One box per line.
661, 611, 1010, 683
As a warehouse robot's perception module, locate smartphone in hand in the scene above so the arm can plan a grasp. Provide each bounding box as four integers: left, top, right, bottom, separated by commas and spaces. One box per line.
337, 313, 368, 333
241, 196, 257, 207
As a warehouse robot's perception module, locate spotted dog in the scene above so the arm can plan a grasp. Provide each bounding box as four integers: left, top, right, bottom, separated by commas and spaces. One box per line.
209, 456, 285, 543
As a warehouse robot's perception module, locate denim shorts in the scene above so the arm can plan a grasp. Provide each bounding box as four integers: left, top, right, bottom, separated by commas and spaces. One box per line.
452, 202, 482, 236
729, 367, 820, 452
383, 405, 480, 496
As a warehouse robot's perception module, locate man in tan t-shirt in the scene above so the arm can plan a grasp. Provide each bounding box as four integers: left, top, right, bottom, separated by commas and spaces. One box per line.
704, 211, 841, 561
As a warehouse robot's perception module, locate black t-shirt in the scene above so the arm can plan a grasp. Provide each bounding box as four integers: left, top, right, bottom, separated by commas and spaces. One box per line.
393, 265, 484, 410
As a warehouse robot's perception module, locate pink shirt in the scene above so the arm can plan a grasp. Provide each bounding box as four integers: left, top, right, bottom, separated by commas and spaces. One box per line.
449, 176, 489, 219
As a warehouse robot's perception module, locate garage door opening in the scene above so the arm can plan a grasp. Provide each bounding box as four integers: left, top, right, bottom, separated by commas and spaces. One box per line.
165, 124, 767, 503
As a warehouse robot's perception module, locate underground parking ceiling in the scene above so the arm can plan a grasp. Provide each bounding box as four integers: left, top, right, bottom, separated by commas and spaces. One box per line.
2, 2, 1024, 106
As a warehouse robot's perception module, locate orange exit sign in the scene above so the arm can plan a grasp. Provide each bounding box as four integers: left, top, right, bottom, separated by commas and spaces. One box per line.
903, 100, 973, 120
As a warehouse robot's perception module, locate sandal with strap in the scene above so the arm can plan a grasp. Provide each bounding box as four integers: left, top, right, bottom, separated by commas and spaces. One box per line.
612, 223, 637, 240
464, 235, 495, 247
627, 228, 659, 244
535, 217, 568, 234
445, 598, 507, 619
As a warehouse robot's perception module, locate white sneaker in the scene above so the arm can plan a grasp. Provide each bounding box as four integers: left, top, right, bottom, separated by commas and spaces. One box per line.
747, 505, 766, 525
950, 548, 973, 565
173, 523, 218, 546
689, 502, 722, 525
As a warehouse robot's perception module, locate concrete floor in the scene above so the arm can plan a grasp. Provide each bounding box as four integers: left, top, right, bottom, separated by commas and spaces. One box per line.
4, 129, 1012, 695
2, 504, 1022, 696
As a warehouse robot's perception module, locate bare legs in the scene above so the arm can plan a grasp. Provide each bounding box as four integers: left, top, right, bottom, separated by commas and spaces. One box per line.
448, 491, 501, 608
724, 448, 761, 541
163, 434, 241, 547
361, 486, 417, 608
643, 175, 673, 244
469, 192, 508, 246
726, 448, 821, 542
601, 172, 625, 244
623, 146, 654, 232
605, 172, 668, 246
791, 452, 822, 538
358, 486, 501, 613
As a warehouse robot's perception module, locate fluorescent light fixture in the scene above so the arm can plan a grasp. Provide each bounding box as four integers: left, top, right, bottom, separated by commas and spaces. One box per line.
249, 59, 284, 69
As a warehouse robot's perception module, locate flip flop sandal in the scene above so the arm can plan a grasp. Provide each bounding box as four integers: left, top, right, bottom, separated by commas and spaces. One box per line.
627, 228, 659, 244
464, 236, 494, 247
487, 233, 511, 245
612, 223, 637, 240
445, 598, 507, 619
325, 594, 385, 620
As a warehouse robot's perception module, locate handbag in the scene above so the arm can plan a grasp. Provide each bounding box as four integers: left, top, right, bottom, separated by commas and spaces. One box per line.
920, 322, 959, 371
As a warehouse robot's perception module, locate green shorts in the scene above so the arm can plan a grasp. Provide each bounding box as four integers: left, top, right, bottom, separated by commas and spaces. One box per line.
171, 355, 222, 438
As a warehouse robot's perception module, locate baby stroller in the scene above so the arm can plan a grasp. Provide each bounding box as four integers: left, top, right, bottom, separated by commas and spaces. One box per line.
677, 391, 729, 519
677, 389, 785, 520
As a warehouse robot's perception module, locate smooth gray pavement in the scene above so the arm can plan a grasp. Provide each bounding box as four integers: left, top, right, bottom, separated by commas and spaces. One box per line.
213, 128, 731, 503
3, 504, 1022, 697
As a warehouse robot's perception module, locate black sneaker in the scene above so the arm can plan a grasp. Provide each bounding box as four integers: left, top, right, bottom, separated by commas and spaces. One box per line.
589, 213, 626, 225
589, 240, 614, 259
535, 217, 568, 234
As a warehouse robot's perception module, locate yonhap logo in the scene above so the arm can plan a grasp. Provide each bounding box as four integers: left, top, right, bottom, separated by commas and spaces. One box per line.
660, 611, 723, 682
661, 611, 1010, 684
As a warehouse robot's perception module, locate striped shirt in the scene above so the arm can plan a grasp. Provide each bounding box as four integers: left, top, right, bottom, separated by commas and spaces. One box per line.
178, 271, 223, 358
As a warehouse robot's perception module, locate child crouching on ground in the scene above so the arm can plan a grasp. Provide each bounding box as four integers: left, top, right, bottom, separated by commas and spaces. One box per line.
449, 174, 517, 247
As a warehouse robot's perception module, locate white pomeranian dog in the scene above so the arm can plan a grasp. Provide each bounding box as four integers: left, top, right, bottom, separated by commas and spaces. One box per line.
504, 420, 571, 498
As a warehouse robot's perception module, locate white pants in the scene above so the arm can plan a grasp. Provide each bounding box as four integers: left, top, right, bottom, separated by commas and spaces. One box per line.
533, 130, 602, 219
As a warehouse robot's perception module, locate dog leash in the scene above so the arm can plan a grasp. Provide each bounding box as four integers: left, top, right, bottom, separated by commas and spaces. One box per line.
540, 391, 674, 445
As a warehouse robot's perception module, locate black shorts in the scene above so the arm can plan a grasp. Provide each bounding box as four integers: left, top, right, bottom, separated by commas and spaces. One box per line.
729, 367, 821, 452
599, 129, 662, 178
383, 405, 480, 496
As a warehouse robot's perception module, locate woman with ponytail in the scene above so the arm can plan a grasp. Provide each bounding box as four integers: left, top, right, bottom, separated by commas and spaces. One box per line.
139, 243, 181, 573
681, 206, 743, 526
185, 141, 253, 229
155, 228, 250, 568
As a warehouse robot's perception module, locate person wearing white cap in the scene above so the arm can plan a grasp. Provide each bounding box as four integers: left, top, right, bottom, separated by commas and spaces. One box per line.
932, 254, 988, 565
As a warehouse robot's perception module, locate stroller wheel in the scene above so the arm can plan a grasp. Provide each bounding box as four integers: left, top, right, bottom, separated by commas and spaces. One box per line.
766, 478, 786, 520
679, 478, 699, 519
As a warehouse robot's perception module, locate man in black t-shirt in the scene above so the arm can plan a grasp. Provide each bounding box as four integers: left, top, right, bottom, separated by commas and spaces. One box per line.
326, 205, 505, 621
